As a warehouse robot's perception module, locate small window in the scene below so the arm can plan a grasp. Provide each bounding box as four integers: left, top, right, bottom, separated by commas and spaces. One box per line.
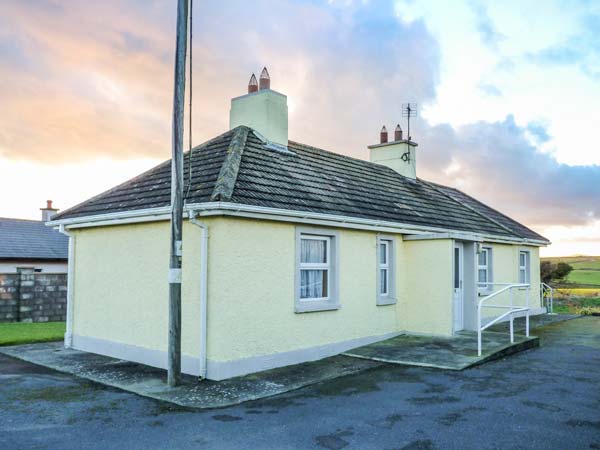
478, 247, 492, 290
300, 236, 330, 300
295, 228, 339, 313
519, 250, 530, 284
377, 236, 396, 305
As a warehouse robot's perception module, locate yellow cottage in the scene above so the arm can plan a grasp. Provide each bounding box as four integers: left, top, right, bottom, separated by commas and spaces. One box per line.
50, 71, 550, 380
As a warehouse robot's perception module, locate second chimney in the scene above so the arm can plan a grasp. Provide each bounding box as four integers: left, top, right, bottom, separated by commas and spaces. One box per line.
41, 200, 59, 222
369, 126, 418, 179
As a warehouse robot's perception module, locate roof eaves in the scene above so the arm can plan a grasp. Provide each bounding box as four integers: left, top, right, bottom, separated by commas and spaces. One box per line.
210, 126, 250, 202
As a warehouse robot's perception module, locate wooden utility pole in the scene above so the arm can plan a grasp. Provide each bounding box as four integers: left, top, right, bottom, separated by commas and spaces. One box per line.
168, 0, 189, 388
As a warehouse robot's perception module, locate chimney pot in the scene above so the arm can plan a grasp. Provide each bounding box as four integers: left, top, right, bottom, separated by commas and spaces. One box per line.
259, 67, 270, 90
394, 124, 403, 141
248, 73, 258, 93
380, 125, 388, 144
40, 200, 58, 221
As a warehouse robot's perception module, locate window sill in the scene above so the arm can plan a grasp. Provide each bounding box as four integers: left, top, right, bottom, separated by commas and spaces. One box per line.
295, 301, 340, 314
377, 297, 397, 306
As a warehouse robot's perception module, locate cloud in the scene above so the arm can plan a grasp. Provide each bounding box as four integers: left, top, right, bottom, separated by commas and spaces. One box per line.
0, 0, 440, 163
469, 2, 504, 50
479, 83, 502, 97
416, 115, 600, 228
525, 13, 600, 80
1, 0, 599, 236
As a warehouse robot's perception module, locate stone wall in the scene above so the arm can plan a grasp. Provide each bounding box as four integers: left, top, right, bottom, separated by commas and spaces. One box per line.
0, 269, 67, 322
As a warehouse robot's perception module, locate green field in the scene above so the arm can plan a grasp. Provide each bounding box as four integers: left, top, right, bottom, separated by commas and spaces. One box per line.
0, 322, 65, 346
542, 255, 600, 287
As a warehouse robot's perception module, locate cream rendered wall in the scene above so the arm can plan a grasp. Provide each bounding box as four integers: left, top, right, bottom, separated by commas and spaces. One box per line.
479, 243, 541, 319
400, 239, 454, 336
71, 220, 206, 366
69, 213, 542, 378
206, 218, 399, 364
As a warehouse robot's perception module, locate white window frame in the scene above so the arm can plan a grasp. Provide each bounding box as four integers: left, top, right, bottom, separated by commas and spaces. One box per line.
377, 235, 397, 306
519, 250, 530, 284
477, 246, 493, 292
295, 227, 340, 313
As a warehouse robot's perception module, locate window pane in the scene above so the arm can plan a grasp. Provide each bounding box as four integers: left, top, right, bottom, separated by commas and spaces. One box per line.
380, 269, 388, 294
301, 238, 327, 264
478, 250, 487, 266
519, 269, 526, 284
520, 252, 526, 267
379, 242, 388, 265
300, 269, 328, 299
478, 269, 487, 283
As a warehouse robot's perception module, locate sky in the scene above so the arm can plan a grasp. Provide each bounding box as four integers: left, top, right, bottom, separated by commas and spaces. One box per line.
0, 0, 599, 256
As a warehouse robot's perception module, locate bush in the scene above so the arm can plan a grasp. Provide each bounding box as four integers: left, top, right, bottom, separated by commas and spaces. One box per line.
541, 261, 573, 284
576, 306, 600, 316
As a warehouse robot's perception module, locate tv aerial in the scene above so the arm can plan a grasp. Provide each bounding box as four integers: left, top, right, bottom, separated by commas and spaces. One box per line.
401, 103, 418, 141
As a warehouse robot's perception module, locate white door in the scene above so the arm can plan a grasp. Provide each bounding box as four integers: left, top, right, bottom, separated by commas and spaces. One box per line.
453, 242, 464, 332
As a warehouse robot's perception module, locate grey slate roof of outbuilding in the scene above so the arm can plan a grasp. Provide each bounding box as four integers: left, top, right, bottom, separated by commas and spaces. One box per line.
52, 126, 548, 243
0, 218, 69, 260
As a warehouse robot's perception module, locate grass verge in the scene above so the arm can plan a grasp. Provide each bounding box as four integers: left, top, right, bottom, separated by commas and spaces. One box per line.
553, 298, 600, 315
0, 322, 65, 346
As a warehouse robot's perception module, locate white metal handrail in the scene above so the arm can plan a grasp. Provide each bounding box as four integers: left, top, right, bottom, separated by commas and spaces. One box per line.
477, 283, 531, 356
540, 282, 554, 314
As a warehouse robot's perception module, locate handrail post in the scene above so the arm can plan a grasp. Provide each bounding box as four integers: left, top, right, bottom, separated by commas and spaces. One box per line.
526, 285, 530, 337
509, 288, 514, 343
477, 303, 482, 357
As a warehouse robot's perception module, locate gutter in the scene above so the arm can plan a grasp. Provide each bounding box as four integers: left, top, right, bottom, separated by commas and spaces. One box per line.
48, 202, 550, 247
189, 211, 208, 379
58, 225, 75, 348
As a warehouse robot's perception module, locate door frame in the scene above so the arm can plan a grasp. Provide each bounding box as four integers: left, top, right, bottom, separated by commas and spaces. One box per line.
453, 241, 464, 332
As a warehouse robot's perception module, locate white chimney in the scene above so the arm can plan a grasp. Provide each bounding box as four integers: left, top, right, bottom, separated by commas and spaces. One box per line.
368, 124, 418, 179
41, 200, 58, 222
229, 67, 288, 147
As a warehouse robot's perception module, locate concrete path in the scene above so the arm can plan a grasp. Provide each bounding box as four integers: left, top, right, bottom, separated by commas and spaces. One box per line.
342, 331, 537, 370
0, 343, 381, 409
342, 315, 576, 370
0, 314, 572, 408
1, 316, 599, 450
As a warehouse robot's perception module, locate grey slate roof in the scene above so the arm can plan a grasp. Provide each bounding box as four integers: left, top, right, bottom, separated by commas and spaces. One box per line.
52, 126, 548, 243
0, 218, 68, 260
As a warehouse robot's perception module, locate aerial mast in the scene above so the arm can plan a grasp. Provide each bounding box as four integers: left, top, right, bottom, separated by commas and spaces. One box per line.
402, 103, 418, 141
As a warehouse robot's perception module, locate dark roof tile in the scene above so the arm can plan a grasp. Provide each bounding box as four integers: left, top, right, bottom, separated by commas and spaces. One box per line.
52, 126, 548, 243
0, 218, 68, 260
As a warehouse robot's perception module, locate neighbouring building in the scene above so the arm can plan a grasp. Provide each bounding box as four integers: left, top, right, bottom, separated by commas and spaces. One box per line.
0, 201, 68, 322
0, 201, 68, 273
49, 69, 549, 380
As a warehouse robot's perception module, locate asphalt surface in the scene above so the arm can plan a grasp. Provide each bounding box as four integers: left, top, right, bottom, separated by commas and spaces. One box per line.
1, 316, 599, 450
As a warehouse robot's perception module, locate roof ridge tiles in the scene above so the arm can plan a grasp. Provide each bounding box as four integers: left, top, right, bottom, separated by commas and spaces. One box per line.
210, 126, 250, 202
52, 128, 239, 221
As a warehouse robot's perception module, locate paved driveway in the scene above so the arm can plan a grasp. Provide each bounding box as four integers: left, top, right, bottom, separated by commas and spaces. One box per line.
1, 316, 599, 450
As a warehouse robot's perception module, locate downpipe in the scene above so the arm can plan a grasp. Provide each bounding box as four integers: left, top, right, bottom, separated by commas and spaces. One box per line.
58, 225, 75, 348
189, 211, 208, 379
